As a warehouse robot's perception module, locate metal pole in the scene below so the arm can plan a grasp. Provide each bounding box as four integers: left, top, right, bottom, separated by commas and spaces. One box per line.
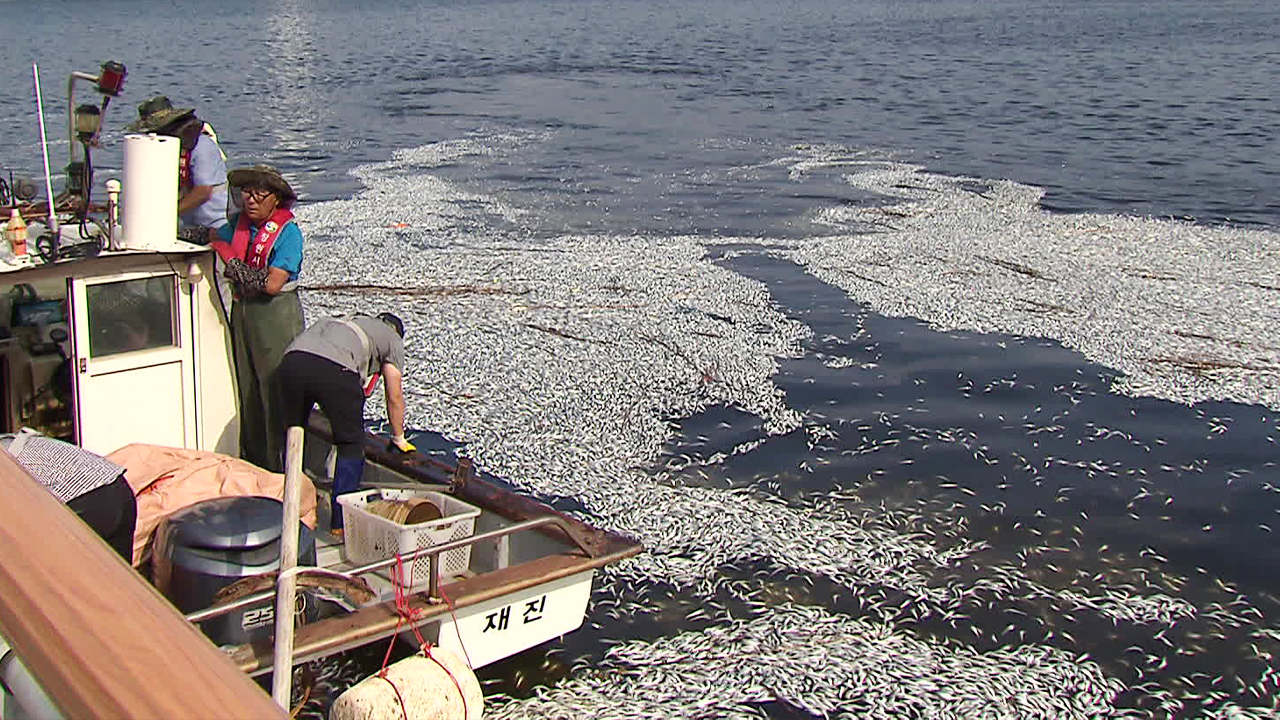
65, 71, 97, 168
271, 426, 305, 708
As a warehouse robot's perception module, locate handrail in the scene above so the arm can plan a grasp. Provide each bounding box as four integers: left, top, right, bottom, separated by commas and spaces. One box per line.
186, 514, 589, 623
0, 449, 286, 719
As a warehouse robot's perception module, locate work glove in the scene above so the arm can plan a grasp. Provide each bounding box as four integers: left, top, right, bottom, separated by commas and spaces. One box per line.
223, 257, 269, 297
388, 435, 417, 454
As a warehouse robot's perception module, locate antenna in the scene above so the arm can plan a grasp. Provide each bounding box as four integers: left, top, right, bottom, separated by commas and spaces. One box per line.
32, 63, 60, 239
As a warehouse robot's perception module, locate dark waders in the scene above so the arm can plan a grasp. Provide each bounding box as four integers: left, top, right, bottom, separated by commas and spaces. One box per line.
231, 290, 303, 472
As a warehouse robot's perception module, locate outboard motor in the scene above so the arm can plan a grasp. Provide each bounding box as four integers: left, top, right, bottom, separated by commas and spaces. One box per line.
152, 496, 318, 646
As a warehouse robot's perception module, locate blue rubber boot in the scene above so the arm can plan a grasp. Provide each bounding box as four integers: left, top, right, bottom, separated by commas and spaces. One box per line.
330, 454, 366, 531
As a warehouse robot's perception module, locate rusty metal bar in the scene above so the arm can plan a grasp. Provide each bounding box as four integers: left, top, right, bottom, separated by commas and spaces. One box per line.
303, 411, 632, 560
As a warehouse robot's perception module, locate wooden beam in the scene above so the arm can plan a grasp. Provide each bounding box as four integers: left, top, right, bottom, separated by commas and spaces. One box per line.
0, 450, 286, 719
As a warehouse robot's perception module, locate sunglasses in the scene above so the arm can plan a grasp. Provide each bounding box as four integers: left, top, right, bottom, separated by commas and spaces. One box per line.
240, 188, 275, 203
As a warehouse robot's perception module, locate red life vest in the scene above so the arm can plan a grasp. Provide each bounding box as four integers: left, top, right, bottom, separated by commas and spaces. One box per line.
178, 149, 193, 191
177, 124, 224, 191
210, 208, 295, 268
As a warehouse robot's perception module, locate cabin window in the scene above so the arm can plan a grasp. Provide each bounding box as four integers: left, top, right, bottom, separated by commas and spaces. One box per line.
86, 276, 177, 357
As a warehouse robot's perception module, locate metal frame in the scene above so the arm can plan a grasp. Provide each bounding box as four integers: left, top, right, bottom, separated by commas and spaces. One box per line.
186, 515, 596, 623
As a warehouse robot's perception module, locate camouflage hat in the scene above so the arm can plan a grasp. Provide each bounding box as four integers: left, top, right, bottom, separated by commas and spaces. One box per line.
125, 95, 195, 133
227, 165, 297, 207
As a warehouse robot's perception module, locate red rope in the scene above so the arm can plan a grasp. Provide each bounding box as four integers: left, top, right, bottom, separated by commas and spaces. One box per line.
436, 582, 474, 671
391, 554, 429, 648
422, 643, 468, 718
373, 552, 470, 719
375, 673, 410, 720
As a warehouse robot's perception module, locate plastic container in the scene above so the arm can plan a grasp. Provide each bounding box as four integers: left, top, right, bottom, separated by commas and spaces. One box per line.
337, 489, 481, 588
5, 209, 27, 256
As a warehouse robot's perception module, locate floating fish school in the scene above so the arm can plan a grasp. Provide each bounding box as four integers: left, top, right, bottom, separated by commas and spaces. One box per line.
0, 60, 642, 719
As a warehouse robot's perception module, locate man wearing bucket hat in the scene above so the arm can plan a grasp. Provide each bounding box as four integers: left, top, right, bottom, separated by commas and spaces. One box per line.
209, 165, 305, 472
272, 312, 416, 537
126, 95, 228, 234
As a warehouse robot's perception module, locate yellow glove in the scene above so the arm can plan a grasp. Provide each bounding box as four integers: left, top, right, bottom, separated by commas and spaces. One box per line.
389, 435, 416, 453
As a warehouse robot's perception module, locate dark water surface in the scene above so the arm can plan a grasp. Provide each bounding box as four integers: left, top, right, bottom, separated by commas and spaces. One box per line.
648, 253, 1280, 715
3, 0, 1279, 716
3, 0, 1279, 229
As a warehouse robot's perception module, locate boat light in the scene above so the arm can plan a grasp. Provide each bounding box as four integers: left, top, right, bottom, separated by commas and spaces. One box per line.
186, 259, 204, 285
74, 104, 101, 139
95, 61, 127, 96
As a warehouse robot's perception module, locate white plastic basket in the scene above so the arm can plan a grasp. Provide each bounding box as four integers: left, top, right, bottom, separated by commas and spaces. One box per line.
337, 489, 481, 587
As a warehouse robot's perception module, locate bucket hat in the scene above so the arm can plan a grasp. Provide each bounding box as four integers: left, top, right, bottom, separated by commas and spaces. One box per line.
125, 95, 195, 133
227, 165, 297, 208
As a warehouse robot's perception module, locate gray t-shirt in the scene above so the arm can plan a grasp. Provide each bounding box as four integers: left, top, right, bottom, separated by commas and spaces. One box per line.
286, 315, 405, 377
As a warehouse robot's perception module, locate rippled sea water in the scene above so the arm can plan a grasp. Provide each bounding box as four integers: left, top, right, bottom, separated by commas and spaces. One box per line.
4, 0, 1280, 717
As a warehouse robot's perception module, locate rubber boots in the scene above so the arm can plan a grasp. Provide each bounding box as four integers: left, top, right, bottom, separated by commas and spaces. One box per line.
330, 454, 366, 531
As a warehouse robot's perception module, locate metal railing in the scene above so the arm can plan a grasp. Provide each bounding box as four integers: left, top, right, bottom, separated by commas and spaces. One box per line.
186, 514, 590, 623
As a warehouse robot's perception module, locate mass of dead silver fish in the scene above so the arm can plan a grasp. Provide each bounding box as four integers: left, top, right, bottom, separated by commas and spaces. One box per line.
490, 603, 1127, 720
790, 157, 1280, 410
295, 138, 1280, 718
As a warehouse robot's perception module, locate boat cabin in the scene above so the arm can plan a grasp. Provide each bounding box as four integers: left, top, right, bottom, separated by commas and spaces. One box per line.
0, 242, 236, 457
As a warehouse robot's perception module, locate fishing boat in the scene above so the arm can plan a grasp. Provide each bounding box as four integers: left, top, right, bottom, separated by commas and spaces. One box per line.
0, 60, 641, 718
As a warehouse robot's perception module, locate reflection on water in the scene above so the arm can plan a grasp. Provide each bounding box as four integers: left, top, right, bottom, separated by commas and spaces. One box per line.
255, 0, 329, 168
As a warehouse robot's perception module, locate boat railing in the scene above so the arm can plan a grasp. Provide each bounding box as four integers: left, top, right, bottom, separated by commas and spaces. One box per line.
186, 514, 596, 624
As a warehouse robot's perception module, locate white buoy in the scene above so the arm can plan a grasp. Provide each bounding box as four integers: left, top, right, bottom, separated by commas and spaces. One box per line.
329, 646, 482, 720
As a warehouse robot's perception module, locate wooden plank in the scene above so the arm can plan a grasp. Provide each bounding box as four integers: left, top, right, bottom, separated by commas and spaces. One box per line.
0, 450, 286, 719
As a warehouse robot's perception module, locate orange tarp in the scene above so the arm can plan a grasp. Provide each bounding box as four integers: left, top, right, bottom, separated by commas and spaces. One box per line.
106, 443, 317, 567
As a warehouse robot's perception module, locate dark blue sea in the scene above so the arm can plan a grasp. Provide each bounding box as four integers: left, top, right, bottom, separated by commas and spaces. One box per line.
3, 0, 1279, 717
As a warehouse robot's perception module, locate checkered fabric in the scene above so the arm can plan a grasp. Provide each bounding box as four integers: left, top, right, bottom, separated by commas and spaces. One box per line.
1, 430, 125, 503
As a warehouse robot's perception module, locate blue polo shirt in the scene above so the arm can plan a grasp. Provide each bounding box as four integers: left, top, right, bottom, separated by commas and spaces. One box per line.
216, 213, 304, 281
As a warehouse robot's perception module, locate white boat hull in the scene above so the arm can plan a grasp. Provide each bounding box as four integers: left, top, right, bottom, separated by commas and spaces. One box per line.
431, 569, 594, 669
